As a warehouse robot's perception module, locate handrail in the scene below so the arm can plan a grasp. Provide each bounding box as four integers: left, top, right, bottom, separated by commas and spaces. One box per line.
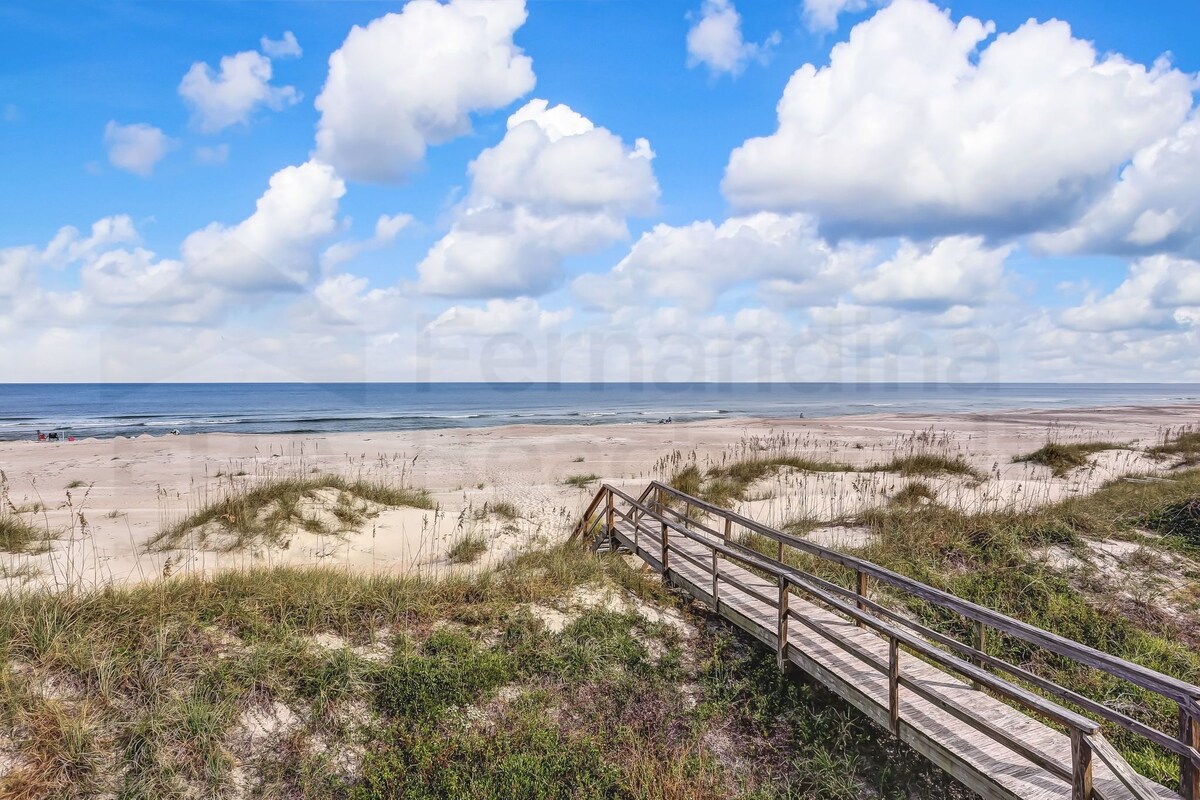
580, 481, 1200, 799
651, 480, 1200, 705
648, 486, 1200, 765
601, 484, 1101, 734
569, 487, 610, 541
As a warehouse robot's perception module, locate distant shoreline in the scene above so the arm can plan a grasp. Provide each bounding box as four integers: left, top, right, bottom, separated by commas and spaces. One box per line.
3, 382, 1200, 442
4, 399, 1200, 445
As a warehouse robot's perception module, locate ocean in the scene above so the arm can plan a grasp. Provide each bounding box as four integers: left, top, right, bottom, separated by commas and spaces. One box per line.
0, 383, 1198, 441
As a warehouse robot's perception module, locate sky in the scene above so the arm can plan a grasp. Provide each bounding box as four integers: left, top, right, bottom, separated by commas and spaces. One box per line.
1, 0, 1199, 383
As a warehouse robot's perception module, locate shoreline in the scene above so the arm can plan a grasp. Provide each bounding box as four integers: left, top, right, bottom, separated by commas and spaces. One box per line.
4, 398, 1200, 446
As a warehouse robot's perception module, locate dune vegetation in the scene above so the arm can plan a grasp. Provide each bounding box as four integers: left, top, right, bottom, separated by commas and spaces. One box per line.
2, 434, 1199, 798
146, 475, 433, 553
1013, 441, 1126, 477
0, 544, 972, 799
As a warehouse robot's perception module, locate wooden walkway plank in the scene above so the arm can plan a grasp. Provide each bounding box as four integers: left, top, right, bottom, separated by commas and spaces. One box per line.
605, 509, 1181, 800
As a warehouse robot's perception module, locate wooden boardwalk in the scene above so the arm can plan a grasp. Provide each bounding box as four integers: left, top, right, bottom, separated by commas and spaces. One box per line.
574, 482, 1200, 800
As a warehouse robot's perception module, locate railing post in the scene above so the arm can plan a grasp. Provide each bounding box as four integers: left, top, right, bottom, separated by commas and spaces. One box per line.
633, 501, 640, 553
605, 489, 613, 538
711, 548, 719, 611
856, 570, 868, 628
661, 518, 669, 575
972, 620, 986, 690
1072, 729, 1093, 800
1182, 703, 1199, 800
777, 577, 789, 671
723, 516, 731, 543
888, 636, 900, 735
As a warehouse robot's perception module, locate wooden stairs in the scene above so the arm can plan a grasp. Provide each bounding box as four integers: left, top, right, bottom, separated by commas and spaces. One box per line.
573, 482, 1200, 800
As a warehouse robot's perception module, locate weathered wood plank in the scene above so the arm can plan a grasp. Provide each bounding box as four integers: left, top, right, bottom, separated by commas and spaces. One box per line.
605, 495, 1182, 800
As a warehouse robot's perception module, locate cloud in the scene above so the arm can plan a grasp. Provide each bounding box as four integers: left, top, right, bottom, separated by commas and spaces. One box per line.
1034, 115, 1200, 260
723, 0, 1195, 238
801, 0, 883, 32
854, 236, 1013, 310
304, 273, 408, 329
104, 122, 174, 177
1060, 255, 1200, 332
315, 0, 535, 183
0, 216, 138, 299
79, 248, 201, 311
418, 98, 658, 297
182, 160, 345, 290
195, 144, 230, 165
575, 213, 866, 310
686, 0, 780, 77
320, 212, 414, 271
260, 31, 302, 59
427, 297, 571, 336
179, 49, 300, 133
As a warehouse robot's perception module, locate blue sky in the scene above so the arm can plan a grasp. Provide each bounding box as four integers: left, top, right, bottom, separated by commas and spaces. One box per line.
2, 0, 1199, 382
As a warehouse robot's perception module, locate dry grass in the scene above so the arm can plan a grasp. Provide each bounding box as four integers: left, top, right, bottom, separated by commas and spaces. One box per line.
487, 501, 520, 520
1013, 441, 1125, 477
668, 449, 982, 509
147, 475, 432, 553
0, 544, 969, 799
446, 533, 488, 564
889, 481, 937, 507
1148, 427, 1200, 467
1, 472, 53, 555
870, 453, 984, 480
564, 474, 600, 489
0, 514, 47, 554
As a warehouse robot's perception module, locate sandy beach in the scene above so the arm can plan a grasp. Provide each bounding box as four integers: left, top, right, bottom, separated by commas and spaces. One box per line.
2, 402, 1199, 591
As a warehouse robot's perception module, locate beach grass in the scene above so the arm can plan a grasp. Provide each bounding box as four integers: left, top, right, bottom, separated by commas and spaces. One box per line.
0, 513, 48, 554
148, 475, 432, 552
446, 533, 488, 564
1013, 441, 1126, 477
1, 471, 53, 554
669, 450, 982, 508
1148, 427, 1200, 467
889, 481, 937, 507
487, 500, 520, 520
563, 473, 600, 489
0, 544, 970, 799
870, 453, 984, 480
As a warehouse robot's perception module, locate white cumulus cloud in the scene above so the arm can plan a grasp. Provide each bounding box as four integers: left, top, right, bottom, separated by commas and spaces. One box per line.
723, 0, 1195, 238
854, 236, 1014, 310
104, 122, 174, 177
315, 0, 535, 183
180, 49, 300, 133
418, 98, 658, 297
801, 0, 883, 32
427, 297, 571, 336
686, 0, 780, 77
1061, 255, 1200, 332
260, 31, 302, 59
1035, 115, 1200, 259
574, 213, 865, 310
182, 160, 345, 290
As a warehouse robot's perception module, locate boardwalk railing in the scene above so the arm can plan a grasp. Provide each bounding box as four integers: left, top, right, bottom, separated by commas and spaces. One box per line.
572, 481, 1200, 800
